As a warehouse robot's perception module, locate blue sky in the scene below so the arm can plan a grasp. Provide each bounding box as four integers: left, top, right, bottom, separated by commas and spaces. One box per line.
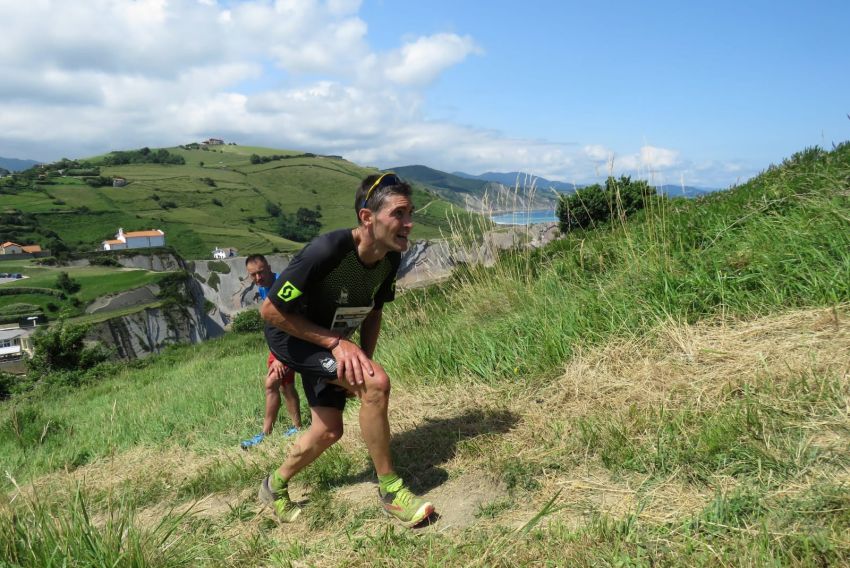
1, 0, 848, 188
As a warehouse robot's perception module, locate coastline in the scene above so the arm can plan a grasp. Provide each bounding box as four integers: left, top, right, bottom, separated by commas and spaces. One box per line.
490, 208, 557, 225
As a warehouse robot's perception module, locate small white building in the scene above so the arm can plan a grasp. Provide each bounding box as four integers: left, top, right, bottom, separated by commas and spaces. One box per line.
212, 247, 238, 259
0, 325, 35, 362
102, 228, 166, 251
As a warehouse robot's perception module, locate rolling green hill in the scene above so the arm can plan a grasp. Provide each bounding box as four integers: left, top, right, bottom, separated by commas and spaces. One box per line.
0, 145, 477, 259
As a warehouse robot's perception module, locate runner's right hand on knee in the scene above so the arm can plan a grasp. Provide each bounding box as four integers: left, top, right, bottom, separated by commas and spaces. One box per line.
332, 339, 374, 386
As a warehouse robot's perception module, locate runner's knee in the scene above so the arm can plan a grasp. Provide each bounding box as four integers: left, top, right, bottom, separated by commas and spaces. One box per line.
316, 423, 344, 445
264, 375, 281, 391
364, 363, 390, 402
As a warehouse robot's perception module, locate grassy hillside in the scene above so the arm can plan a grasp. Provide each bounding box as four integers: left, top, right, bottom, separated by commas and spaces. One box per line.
0, 258, 172, 321
0, 145, 477, 259
1, 144, 848, 565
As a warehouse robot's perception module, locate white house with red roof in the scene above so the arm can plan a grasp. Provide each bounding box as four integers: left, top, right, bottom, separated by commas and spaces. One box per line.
102, 228, 166, 251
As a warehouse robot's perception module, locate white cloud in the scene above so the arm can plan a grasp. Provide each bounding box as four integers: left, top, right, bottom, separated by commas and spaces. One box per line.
384, 33, 483, 86
582, 144, 612, 162
639, 145, 680, 169
0, 0, 749, 188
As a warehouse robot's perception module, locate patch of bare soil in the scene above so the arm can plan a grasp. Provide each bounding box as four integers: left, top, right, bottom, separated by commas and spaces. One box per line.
337, 473, 509, 531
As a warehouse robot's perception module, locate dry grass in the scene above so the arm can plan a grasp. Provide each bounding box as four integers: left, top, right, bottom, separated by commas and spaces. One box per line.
6, 305, 848, 566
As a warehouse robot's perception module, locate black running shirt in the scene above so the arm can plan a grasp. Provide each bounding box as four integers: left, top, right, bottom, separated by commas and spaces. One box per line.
264, 229, 400, 355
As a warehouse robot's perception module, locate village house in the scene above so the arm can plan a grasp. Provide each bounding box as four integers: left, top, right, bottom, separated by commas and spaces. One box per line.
204, 138, 224, 146
102, 228, 166, 251
0, 324, 36, 364
112, 177, 127, 187
1, 242, 42, 255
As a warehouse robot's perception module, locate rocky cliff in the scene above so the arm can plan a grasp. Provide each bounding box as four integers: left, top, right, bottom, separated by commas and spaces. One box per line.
86, 302, 206, 360
185, 254, 292, 326
397, 222, 559, 288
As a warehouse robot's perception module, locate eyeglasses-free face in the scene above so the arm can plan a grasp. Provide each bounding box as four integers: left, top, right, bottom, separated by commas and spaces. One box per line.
361, 173, 402, 209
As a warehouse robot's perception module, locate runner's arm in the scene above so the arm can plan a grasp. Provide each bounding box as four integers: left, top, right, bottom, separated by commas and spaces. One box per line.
359, 309, 382, 359
260, 298, 374, 385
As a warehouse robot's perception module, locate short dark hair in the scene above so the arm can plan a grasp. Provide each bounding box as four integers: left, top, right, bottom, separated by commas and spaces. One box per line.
245, 254, 268, 266
354, 173, 412, 223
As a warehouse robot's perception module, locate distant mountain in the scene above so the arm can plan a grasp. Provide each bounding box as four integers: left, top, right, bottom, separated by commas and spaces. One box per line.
452, 171, 579, 194
0, 156, 40, 172
391, 165, 490, 197
391, 165, 560, 212
655, 184, 717, 198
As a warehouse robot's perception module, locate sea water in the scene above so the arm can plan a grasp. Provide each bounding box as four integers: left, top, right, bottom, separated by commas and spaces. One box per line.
490, 210, 557, 225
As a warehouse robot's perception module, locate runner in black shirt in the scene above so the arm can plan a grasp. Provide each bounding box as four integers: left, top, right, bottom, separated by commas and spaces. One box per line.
258, 173, 435, 528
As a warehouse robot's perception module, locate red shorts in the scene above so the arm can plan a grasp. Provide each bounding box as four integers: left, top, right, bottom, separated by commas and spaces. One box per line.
267, 352, 295, 385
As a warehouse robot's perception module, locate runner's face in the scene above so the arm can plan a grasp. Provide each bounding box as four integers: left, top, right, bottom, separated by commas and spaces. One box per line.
246, 260, 274, 287
373, 194, 414, 252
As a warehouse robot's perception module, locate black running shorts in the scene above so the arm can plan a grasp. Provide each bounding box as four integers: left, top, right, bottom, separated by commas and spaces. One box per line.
270, 337, 348, 410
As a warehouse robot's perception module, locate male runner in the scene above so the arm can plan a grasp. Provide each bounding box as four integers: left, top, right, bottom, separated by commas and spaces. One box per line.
258, 173, 434, 527
240, 254, 302, 449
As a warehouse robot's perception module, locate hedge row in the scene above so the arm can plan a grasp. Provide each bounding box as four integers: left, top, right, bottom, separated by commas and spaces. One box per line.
0, 287, 63, 297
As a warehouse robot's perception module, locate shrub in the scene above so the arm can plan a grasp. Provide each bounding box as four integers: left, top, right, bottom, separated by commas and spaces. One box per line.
208, 261, 230, 274
156, 272, 191, 306
0, 371, 18, 400
278, 207, 322, 242
231, 309, 263, 333
26, 322, 112, 384
0, 287, 63, 298
55, 271, 81, 294
0, 303, 42, 324
99, 147, 185, 166
556, 175, 657, 232
88, 255, 121, 267
265, 202, 282, 217
207, 271, 220, 291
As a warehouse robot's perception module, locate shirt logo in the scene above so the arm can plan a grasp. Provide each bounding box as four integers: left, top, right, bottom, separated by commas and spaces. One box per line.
337, 287, 349, 305
277, 281, 302, 302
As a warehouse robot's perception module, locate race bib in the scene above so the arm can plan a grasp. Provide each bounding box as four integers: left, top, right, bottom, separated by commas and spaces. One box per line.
330, 306, 373, 337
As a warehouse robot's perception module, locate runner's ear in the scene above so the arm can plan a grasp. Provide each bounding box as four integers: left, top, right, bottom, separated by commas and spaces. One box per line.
358, 207, 373, 226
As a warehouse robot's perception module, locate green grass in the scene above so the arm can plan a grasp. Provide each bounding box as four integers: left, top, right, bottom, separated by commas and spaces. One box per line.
379, 145, 850, 384
0, 259, 173, 318
1, 143, 848, 566
2, 145, 475, 259
66, 301, 165, 325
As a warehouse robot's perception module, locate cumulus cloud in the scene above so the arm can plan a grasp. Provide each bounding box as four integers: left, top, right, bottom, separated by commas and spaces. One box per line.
0, 0, 748, 188
639, 145, 680, 169
383, 34, 483, 86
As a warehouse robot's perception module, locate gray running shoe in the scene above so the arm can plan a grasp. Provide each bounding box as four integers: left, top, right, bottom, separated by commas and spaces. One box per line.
258, 476, 301, 522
